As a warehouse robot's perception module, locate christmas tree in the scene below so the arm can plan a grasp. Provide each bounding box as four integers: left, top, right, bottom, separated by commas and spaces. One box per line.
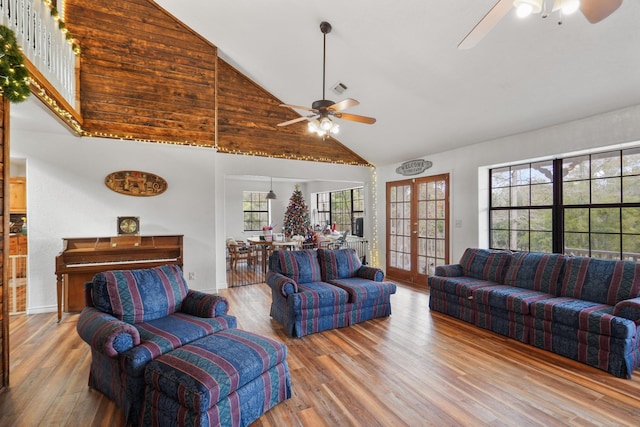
283, 184, 311, 238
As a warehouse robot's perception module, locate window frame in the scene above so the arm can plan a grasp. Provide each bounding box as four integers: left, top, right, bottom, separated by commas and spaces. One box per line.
242, 191, 270, 232
489, 148, 640, 260
315, 187, 364, 236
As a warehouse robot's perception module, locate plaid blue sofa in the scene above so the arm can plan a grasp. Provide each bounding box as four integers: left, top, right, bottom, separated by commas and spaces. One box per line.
76, 264, 238, 425
267, 248, 397, 338
428, 248, 640, 378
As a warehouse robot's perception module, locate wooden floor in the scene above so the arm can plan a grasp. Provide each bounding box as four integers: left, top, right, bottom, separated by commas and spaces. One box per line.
2, 283, 640, 426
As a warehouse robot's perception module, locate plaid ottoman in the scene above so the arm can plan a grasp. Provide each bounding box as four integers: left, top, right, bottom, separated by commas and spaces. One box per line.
141, 328, 291, 426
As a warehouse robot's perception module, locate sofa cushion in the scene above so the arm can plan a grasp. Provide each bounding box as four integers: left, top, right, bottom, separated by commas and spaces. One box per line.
277, 250, 322, 284
294, 281, 349, 309
317, 248, 362, 280
560, 257, 640, 305
530, 297, 636, 339
122, 312, 237, 376
503, 252, 567, 294
474, 285, 554, 314
327, 277, 396, 304
92, 264, 189, 324
459, 248, 511, 283
428, 275, 500, 298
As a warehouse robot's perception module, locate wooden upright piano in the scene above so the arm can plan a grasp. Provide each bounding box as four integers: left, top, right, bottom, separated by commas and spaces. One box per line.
55, 235, 183, 321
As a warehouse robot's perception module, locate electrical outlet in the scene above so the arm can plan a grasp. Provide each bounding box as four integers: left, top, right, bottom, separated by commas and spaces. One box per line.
188, 272, 196, 280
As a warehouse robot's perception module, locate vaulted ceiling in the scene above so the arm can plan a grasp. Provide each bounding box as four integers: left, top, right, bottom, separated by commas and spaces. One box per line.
12, 1, 640, 168
153, 0, 640, 166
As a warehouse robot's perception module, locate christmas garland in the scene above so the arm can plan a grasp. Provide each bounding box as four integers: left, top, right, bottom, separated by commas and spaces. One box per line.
47, 2, 80, 54
0, 26, 30, 103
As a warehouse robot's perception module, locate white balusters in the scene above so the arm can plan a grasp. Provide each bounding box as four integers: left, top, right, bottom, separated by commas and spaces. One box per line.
0, 0, 77, 109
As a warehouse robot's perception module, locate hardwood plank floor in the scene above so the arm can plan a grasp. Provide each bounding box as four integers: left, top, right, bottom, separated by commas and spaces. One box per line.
2, 283, 640, 426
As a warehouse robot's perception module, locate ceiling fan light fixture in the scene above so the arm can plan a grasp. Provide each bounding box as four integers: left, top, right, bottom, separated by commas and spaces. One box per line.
320, 116, 333, 131
514, 0, 542, 17
560, 0, 580, 14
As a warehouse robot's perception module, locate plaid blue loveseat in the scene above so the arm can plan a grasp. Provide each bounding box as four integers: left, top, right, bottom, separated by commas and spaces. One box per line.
428, 248, 640, 378
266, 248, 397, 338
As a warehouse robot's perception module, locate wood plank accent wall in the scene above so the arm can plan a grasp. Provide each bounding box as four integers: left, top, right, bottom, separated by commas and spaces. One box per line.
216, 59, 370, 166
1, 97, 9, 390
65, 0, 216, 147
63, 0, 371, 166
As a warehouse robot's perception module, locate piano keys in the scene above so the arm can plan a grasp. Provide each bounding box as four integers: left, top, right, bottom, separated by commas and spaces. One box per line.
55, 235, 183, 321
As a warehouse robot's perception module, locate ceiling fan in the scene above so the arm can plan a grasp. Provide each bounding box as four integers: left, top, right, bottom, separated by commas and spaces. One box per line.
458, 0, 623, 50
277, 21, 376, 137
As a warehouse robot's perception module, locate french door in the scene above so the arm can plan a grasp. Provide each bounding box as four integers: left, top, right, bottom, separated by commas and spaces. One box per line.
386, 174, 449, 285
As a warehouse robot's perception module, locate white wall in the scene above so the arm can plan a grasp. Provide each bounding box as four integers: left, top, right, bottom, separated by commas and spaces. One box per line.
9, 128, 374, 314
376, 104, 640, 268
11, 130, 217, 313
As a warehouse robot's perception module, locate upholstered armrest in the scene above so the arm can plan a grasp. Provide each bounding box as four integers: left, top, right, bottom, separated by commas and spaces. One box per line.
181, 290, 229, 318
76, 307, 140, 358
434, 264, 464, 277
357, 266, 384, 281
613, 297, 640, 324
267, 271, 298, 296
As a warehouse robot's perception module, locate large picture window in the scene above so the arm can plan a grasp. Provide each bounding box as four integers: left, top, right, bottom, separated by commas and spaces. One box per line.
315, 187, 364, 235
243, 191, 269, 231
490, 148, 640, 260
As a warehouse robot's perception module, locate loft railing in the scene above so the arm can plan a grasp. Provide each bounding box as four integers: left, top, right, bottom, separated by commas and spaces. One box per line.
0, 0, 77, 109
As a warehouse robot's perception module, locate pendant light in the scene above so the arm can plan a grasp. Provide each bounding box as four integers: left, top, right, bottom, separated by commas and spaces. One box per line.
266, 177, 277, 200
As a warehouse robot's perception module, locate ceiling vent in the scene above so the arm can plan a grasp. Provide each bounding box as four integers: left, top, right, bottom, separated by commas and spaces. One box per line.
332, 82, 348, 95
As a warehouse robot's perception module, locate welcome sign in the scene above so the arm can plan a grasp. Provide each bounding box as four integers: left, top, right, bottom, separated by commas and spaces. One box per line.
395, 159, 432, 176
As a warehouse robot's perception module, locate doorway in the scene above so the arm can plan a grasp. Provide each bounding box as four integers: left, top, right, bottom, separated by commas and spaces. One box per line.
386, 174, 450, 286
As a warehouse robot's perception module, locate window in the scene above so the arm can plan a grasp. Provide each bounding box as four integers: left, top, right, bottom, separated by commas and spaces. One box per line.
489, 148, 640, 260
315, 187, 364, 235
490, 161, 553, 253
243, 192, 269, 231
317, 192, 330, 227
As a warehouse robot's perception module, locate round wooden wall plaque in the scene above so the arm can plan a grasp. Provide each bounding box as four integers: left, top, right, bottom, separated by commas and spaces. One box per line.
105, 171, 167, 197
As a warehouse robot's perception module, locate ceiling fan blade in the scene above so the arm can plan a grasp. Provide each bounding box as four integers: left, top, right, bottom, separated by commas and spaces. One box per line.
580, 0, 622, 23
458, 0, 513, 50
279, 103, 317, 112
334, 112, 376, 125
327, 98, 360, 112
277, 116, 313, 127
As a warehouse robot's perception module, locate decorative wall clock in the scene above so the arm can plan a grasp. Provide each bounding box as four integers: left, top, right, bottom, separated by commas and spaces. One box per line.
117, 216, 140, 235
105, 170, 167, 197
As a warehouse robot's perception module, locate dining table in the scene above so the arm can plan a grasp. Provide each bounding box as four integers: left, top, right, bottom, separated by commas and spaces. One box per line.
247, 237, 299, 274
